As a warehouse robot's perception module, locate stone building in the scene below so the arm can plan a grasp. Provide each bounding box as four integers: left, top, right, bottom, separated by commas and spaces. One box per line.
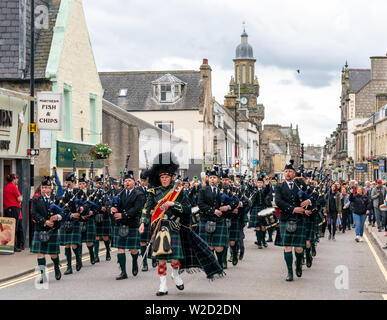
330, 56, 387, 180
260, 124, 301, 177
303, 145, 322, 170
0, 0, 103, 182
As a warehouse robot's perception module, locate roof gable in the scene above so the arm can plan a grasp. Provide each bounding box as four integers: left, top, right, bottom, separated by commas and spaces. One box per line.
348, 69, 371, 93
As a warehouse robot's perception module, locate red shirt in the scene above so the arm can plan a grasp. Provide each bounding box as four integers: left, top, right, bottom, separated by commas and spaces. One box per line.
3, 182, 21, 210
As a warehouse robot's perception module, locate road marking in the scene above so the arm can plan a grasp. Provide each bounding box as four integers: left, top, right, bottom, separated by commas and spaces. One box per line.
363, 233, 387, 300
0, 248, 117, 290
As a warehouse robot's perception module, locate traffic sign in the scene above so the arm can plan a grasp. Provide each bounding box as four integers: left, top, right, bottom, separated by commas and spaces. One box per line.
27, 149, 40, 156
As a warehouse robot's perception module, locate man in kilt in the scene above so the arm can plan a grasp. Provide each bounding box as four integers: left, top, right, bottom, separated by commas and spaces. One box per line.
198, 166, 235, 269
137, 170, 156, 272
140, 153, 224, 296
248, 176, 271, 249
275, 161, 313, 281
110, 171, 143, 280
78, 175, 97, 265
59, 173, 83, 275
31, 177, 65, 283
93, 176, 112, 263
219, 171, 240, 268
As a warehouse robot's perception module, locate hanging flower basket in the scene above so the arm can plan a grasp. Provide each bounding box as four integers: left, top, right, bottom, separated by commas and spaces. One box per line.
89, 143, 112, 160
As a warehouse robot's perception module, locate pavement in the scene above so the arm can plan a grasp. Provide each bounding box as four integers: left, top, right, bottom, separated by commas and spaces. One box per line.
0, 242, 112, 283
364, 222, 387, 259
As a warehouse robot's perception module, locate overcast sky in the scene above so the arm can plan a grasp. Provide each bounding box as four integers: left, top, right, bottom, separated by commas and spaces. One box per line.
83, 0, 387, 146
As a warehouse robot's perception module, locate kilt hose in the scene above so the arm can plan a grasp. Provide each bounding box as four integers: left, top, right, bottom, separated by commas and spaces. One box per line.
198, 219, 229, 247
140, 222, 151, 243
30, 230, 60, 255
228, 218, 241, 242
151, 221, 183, 261
81, 219, 97, 243
248, 206, 265, 228
59, 221, 82, 246
112, 225, 141, 250
95, 215, 112, 237
275, 219, 306, 248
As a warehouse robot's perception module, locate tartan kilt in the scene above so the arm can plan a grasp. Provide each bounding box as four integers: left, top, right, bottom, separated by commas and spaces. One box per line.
275, 220, 306, 248
59, 221, 82, 246
228, 218, 240, 242
198, 219, 228, 247
112, 225, 140, 250
30, 230, 60, 255
248, 207, 264, 228
152, 221, 183, 261
81, 219, 97, 243
304, 219, 315, 241
140, 223, 151, 243
96, 215, 112, 237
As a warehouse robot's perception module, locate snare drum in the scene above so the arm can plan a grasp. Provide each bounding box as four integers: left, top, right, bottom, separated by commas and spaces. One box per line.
258, 207, 279, 228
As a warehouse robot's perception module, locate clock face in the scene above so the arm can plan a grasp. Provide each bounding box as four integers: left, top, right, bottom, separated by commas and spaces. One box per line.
240, 97, 248, 105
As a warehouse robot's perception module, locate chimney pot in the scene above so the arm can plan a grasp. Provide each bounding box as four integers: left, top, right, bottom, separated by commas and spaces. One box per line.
203, 58, 208, 65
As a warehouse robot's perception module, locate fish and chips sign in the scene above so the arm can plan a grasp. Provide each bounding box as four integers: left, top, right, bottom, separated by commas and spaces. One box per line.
0, 217, 16, 254
37, 92, 62, 130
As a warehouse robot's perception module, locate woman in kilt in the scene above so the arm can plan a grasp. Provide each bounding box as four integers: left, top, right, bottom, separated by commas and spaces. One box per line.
31, 178, 65, 283
110, 171, 143, 280
274, 161, 313, 282
93, 176, 112, 263
59, 173, 83, 275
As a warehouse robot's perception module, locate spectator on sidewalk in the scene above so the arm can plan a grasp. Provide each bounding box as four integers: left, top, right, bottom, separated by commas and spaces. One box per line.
324, 183, 342, 241
349, 186, 371, 242
366, 182, 376, 227
341, 186, 351, 233
371, 180, 386, 232
3, 173, 24, 252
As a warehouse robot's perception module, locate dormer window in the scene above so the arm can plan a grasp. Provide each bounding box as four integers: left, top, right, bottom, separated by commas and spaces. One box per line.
152, 74, 186, 104
119, 88, 128, 97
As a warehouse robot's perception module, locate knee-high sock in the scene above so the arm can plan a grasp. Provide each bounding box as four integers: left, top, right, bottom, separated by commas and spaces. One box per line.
268, 228, 273, 240
51, 256, 60, 269
223, 246, 228, 263
94, 240, 100, 258
87, 245, 94, 260
284, 252, 293, 274
131, 252, 139, 265
295, 251, 304, 268
140, 246, 148, 266
117, 253, 126, 275
230, 244, 237, 257
72, 246, 80, 260
104, 240, 110, 252
328, 222, 332, 235
78, 245, 83, 257
262, 230, 267, 244
306, 247, 312, 260
65, 247, 72, 268
216, 251, 224, 266
256, 230, 262, 245
37, 257, 46, 275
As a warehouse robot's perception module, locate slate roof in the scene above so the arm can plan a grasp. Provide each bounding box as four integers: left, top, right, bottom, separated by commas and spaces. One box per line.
348, 69, 371, 93
0, 0, 58, 80
99, 71, 202, 111
269, 143, 286, 154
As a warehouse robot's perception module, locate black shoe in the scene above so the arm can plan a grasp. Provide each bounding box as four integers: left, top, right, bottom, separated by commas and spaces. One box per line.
156, 291, 168, 296
142, 264, 148, 272
76, 258, 82, 272
254, 241, 259, 246
20, 245, 25, 250
232, 254, 238, 266
311, 247, 316, 257
14, 247, 22, 252
152, 260, 157, 268
267, 238, 273, 242
90, 254, 96, 265
54, 267, 61, 281
132, 261, 138, 276
306, 254, 313, 268
64, 267, 73, 275
239, 250, 244, 260
116, 273, 128, 280
106, 251, 111, 261
95, 257, 100, 263
286, 273, 293, 281
263, 242, 268, 248
258, 245, 263, 249
296, 265, 302, 277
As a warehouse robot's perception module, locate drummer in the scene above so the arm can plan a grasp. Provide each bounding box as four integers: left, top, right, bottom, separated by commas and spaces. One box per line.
248, 176, 271, 249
